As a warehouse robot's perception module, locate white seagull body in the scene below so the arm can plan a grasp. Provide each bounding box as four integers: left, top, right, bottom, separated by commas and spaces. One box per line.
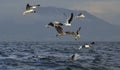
76, 13, 85, 18
23, 4, 40, 16
78, 42, 95, 49
79, 45, 90, 49
23, 9, 34, 15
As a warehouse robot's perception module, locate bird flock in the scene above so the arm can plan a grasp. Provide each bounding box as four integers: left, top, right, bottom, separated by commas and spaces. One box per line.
23, 4, 94, 60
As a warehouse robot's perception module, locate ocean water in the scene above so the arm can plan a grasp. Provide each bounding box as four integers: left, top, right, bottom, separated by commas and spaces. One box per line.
0, 41, 120, 70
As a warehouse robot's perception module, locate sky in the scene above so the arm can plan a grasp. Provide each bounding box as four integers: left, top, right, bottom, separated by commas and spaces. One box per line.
0, 0, 120, 25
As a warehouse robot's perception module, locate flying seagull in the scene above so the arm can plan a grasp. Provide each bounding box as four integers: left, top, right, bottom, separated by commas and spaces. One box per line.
23, 3, 40, 16
46, 13, 74, 27
69, 53, 79, 60
76, 13, 85, 18
64, 13, 74, 26
65, 27, 81, 40
46, 22, 65, 37
46, 22, 65, 36
51, 25, 81, 40
56, 26, 81, 40
46, 21, 81, 40
78, 42, 95, 49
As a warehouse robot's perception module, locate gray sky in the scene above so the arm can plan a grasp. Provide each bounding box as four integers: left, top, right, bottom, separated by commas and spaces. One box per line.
0, 0, 120, 25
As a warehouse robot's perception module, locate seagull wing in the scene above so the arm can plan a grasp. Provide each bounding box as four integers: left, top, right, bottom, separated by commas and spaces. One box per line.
31, 4, 40, 9
23, 9, 34, 16
55, 26, 64, 34
65, 31, 76, 35
76, 27, 81, 34
77, 13, 85, 18
78, 13, 82, 16
54, 21, 63, 26
68, 13, 74, 24
58, 23, 64, 26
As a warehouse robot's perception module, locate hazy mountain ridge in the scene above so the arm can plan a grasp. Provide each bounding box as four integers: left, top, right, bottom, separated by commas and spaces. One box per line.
0, 7, 120, 41
36, 7, 120, 41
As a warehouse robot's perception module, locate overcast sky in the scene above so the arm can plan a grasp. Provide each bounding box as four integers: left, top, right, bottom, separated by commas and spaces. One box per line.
0, 0, 120, 25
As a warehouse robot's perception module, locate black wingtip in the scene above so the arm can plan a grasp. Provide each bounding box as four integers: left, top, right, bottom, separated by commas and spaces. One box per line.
68, 12, 74, 23
71, 13, 74, 17
37, 4, 40, 6
76, 26, 81, 34
90, 42, 95, 45
71, 13, 73, 15
78, 27, 81, 31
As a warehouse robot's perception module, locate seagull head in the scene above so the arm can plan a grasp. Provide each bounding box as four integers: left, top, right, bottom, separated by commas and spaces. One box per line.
90, 42, 95, 45
48, 22, 54, 27
45, 22, 54, 28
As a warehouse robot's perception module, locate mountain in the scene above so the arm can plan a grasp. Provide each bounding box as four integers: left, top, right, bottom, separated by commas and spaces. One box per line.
0, 7, 120, 41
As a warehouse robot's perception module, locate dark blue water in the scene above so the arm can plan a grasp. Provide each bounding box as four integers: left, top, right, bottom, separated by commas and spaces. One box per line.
0, 41, 120, 70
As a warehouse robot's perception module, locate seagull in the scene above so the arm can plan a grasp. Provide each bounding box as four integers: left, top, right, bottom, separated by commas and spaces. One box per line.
46, 13, 73, 27
76, 13, 85, 18
69, 53, 79, 60
55, 26, 81, 40
78, 42, 95, 49
23, 3, 40, 16
46, 21, 81, 39
45, 22, 66, 36
45, 22, 64, 37
64, 13, 74, 26
65, 27, 81, 40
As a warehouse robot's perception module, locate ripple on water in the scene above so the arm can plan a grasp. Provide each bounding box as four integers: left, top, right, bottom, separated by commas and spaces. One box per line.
0, 41, 120, 70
